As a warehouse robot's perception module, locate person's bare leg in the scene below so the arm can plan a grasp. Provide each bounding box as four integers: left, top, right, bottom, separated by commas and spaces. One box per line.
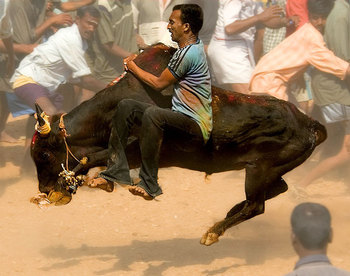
78, 88, 95, 104
21, 116, 36, 176
35, 96, 58, 116
0, 92, 17, 143
299, 134, 350, 187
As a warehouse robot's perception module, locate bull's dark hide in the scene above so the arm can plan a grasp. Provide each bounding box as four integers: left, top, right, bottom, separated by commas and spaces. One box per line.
31, 44, 327, 245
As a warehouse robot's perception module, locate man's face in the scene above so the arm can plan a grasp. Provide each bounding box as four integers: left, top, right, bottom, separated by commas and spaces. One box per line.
76, 12, 99, 40
309, 13, 327, 33
167, 10, 185, 43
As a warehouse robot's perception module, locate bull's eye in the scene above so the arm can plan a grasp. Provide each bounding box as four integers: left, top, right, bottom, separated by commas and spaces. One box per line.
41, 152, 50, 161
40, 151, 56, 163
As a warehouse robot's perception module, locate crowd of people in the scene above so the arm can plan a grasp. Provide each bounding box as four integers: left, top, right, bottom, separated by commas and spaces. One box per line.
0, 0, 349, 190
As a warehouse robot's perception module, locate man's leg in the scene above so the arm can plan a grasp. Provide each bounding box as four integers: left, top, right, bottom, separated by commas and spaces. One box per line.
0, 91, 17, 143
299, 133, 350, 187
90, 99, 151, 191
14, 83, 59, 115
14, 83, 62, 175
299, 119, 350, 188
130, 106, 203, 199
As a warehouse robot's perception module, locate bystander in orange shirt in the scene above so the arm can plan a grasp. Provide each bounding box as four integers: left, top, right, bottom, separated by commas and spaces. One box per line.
248, 23, 349, 101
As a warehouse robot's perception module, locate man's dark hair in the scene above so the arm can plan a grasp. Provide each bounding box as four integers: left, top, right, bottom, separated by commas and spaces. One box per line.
173, 4, 203, 35
291, 202, 331, 250
77, 5, 101, 19
307, 0, 335, 16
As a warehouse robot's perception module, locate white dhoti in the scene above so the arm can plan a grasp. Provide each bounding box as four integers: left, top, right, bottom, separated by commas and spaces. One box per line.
207, 37, 254, 85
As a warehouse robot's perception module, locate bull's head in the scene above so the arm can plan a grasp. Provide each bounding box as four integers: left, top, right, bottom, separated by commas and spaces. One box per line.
32, 104, 72, 205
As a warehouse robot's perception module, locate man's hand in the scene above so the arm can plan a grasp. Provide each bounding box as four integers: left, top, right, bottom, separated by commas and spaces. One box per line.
123, 54, 138, 72
50, 13, 73, 27
136, 34, 149, 50
288, 15, 300, 28
257, 5, 284, 23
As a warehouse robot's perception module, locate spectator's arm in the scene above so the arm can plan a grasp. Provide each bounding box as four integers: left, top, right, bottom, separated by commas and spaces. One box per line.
254, 28, 264, 63
264, 15, 299, 29
308, 34, 349, 81
34, 13, 73, 40
225, 5, 283, 35
78, 75, 106, 92
102, 42, 132, 59
0, 39, 37, 55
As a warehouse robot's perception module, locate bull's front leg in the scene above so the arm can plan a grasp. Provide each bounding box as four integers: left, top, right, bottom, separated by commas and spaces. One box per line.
72, 148, 109, 175
53, 149, 110, 202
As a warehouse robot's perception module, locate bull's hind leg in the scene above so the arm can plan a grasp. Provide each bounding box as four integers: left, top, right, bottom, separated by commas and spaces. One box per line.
200, 164, 268, 246
266, 177, 288, 200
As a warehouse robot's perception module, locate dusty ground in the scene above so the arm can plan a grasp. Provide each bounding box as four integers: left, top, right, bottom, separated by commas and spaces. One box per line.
1, 115, 350, 276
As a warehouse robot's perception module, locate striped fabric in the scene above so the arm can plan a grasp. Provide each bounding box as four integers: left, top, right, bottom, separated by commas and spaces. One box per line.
168, 39, 212, 143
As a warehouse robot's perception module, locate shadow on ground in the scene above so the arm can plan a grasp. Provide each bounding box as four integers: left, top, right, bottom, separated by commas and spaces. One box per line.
40, 233, 293, 275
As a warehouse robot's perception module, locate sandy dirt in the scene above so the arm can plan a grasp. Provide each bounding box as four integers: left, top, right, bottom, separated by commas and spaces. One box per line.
1, 115, 350, 276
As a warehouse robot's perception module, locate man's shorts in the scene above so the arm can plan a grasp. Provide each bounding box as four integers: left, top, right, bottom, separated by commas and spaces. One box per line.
14, 83, 63, 111
6, 92, 34, 117
320, 103, 350, 134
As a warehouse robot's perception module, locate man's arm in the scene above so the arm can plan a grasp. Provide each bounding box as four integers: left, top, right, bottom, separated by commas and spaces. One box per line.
34, 13, 73, 40
263, 15, 299, 29
78, 75, 107, 92
308, 34, 350, 82
225, 5, 283, 35
102, 42, 132, 59
0, 39, 38, 57
125, 54, 177, 91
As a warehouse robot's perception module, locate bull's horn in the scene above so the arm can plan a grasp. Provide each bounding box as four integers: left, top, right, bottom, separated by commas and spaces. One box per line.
35, 103, 44, 116
34, 104, 51, 135
35, 104, 46, 127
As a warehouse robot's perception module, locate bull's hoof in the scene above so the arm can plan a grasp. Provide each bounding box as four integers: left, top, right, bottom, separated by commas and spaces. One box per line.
200, 232, 219, 246
47, 191, 64, 202
55, 195, 72, 206
47, 191, 72, 205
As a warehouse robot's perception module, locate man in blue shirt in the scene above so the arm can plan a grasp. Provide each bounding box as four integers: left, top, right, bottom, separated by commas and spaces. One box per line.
90, 4, 212, 200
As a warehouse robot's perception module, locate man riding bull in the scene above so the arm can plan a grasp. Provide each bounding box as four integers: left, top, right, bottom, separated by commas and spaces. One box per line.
89, 4, 212, 200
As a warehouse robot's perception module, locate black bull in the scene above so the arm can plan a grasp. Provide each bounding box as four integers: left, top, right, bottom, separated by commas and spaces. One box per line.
31, 44, 326, 245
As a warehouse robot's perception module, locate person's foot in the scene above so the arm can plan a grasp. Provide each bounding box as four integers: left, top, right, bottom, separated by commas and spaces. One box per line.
0, 131, 18, 143
88, 177, 114, 192
128, 185, 153, 200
